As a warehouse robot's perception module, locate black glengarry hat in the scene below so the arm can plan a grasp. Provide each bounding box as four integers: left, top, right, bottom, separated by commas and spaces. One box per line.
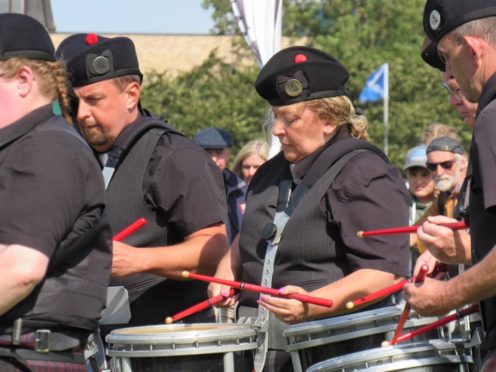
424, 0, 496, 44
255, 46, 349, 106
55, 33, 142, 87
421, 36, 445, 71
0, 13, 54, 61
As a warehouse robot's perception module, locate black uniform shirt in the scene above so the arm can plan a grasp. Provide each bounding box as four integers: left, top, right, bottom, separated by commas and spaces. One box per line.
110, 115, 227, 238
0, 105, 105, 255
469, 73, 496, 349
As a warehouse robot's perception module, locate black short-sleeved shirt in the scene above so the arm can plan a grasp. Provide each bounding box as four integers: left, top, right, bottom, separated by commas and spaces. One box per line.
104, 116, 226, 324
0, 105, 110, 331
0, 106, 105, 255
112, 116, 227, 238
469, 74, 496, 349
239, 132, 410, 308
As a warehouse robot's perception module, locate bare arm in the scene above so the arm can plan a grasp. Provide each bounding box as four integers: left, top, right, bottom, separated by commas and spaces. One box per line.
405, 246, 496, 316
260, 269, 402, 324
0, 244, 48, 315
112, 223, 229, 279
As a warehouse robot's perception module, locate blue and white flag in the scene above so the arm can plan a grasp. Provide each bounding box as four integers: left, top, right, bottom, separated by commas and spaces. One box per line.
359, 63, 389, 103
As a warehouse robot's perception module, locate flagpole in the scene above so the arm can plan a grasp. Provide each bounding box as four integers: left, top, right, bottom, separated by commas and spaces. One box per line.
383, 63, 389, 156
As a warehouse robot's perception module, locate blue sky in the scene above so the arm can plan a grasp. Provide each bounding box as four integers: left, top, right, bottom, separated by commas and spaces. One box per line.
51, 0, 215, 34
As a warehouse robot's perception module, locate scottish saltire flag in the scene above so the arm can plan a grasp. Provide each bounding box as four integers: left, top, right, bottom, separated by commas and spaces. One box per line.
359, 63, 389, 103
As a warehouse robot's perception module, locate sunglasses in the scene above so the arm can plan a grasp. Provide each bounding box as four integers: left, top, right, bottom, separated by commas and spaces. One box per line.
426, 159, 456, 172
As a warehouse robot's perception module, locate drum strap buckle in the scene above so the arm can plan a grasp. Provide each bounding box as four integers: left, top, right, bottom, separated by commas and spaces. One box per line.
35, 329, 51, 353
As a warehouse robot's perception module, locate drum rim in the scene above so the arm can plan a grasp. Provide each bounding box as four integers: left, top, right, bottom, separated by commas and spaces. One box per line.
306, 339, 473, 372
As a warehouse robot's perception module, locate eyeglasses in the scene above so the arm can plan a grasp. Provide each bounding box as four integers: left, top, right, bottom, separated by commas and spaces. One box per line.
442, 82, 464, 101
426, 159, 457, 172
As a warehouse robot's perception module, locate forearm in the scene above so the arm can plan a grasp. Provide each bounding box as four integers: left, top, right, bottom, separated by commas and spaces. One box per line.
444, 246, 496, 307
126, 224, 229, 279
307, 269, 400, 319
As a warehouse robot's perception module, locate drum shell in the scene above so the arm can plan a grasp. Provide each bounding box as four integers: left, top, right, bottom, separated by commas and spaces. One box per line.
306, 339, 473, 371
284, 305, 440, 371
106, 323, 257, 372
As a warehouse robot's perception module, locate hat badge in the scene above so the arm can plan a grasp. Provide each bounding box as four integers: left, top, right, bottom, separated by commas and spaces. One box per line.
429, 9, 441, 31
92, 55, 110, 75
284, 79, 304, 97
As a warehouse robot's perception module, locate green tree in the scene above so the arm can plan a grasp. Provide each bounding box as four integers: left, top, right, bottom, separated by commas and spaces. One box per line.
141, 0, 471, 168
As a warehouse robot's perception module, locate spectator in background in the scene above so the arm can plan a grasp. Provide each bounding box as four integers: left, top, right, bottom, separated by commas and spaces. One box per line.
233, 139, 270, 185
195, 127, 247, 243
422, 122, 459, 145
404, 145, 436, 226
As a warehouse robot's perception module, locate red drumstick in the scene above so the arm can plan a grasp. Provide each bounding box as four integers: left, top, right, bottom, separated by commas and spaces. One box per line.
182, 271, 333, 308
387, 264, 429, 346
391, 304, 479, 345
165, 288, 236, 324
113, 218, 147, 241
357, 221, 466, 238
346, 262, 448, 310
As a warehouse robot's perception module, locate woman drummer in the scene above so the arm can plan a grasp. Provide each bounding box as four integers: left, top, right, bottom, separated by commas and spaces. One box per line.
210, 46, 410, 371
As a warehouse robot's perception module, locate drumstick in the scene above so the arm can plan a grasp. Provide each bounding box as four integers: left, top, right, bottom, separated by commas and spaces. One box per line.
346, 262, 448, 310
357, 221, 466, 238
165, 289, 236, 324
182, 271, 333, 308
386, 264, 429, 346
113, 218, 147, 241
390, 304, 479, 345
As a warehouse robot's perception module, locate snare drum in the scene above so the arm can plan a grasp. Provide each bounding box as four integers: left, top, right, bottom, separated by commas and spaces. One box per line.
284, 305, 440, 372
106, 323, 257, 372
306, 339, 473, 371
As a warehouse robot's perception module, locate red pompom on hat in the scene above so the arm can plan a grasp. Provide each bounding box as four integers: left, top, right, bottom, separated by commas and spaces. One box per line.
294, 54, 307, 64
85, 33, 99, 45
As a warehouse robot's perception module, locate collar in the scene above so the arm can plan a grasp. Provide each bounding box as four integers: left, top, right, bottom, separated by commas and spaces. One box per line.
477, 73, 496, 116
0, 105, 54, 149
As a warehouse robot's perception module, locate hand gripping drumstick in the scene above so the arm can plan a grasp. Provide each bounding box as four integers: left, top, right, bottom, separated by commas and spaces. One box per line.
357, 221, 466, 238
165, 288, 236, 324
390, 304, 479, 345
182, 271, 333, 308
346, 262, 448, 310
384, 264, 429, 346
113, 218, 147, 241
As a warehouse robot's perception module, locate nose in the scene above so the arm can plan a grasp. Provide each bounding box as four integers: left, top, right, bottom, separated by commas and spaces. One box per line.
272, 119, 285, 136
77, 101, 90, 124
449, 93, 462, 106
248, 167, 257, 178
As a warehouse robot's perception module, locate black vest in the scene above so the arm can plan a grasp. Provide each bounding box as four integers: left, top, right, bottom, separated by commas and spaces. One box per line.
106, 119, 211, 325
1, 117, 112, 332
239, 138, 388, 308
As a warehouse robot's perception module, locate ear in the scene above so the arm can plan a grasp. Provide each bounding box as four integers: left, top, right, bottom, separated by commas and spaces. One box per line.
15, 66, 34, 98
322, 119, 337, 137
463, 36, 486, 63
125, 81, 141, 112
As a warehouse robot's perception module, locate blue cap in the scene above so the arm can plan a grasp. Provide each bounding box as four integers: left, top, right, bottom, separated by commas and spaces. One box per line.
194, 128, 233, 149
404, 145, 428, 171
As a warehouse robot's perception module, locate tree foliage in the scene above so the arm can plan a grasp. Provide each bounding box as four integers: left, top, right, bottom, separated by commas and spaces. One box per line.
141, 0, 471, 168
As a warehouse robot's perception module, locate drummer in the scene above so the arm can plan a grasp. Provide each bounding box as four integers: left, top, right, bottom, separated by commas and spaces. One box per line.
210, 46, 410, 371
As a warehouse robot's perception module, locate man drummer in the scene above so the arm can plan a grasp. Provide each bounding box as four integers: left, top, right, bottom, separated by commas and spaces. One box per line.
405, 1, 496, 369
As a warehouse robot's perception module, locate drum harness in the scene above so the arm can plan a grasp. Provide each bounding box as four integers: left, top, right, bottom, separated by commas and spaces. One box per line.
242, 141, 383, 372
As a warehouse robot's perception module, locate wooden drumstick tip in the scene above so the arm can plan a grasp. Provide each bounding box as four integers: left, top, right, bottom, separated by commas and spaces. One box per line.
381, 340, 390, 347
357, 231, 364, 239
181, 271, 190, 278
346, 301, 354, 310
165, 317, 173, 324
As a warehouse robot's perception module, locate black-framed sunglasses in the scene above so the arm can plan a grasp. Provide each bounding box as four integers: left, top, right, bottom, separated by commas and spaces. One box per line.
426, 159, 456, 172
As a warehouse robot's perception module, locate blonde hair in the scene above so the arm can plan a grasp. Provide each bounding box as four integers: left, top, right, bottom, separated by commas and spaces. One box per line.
0, 57, 72, 123
422, 123, 459, 145
298, 96, 369, 140
233, 139, 270, 176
